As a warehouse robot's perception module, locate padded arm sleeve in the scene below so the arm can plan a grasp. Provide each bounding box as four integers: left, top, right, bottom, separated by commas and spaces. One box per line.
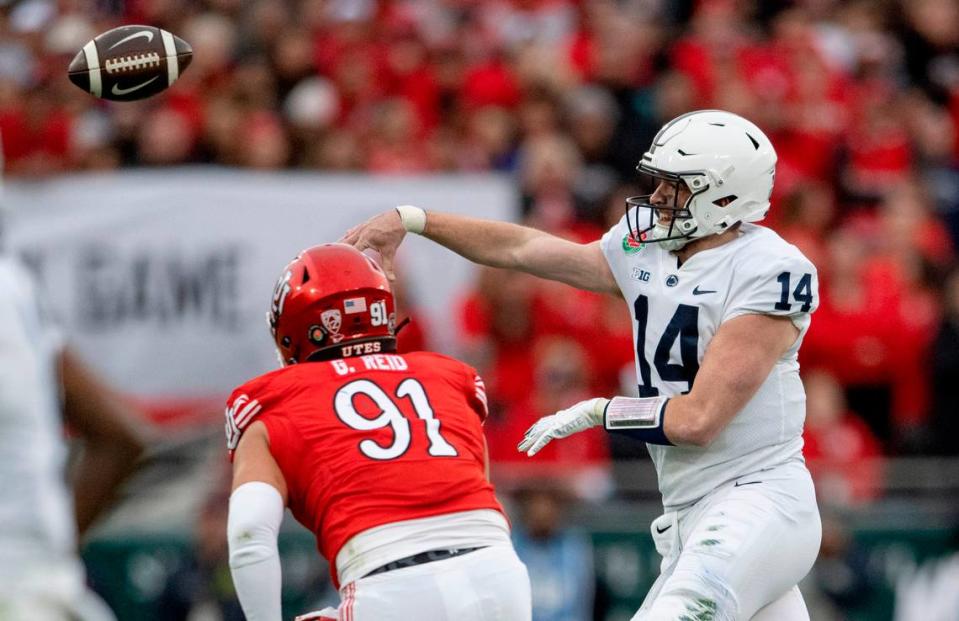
228, 481, 285, 621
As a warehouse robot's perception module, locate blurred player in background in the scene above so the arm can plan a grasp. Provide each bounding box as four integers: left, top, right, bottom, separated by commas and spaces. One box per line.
0, 135, 147, 620
344, 110, 822, 620
225, 244, 530, 621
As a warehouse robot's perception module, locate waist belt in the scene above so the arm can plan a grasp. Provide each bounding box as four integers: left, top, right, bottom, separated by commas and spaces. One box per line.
362, 546, 487, 579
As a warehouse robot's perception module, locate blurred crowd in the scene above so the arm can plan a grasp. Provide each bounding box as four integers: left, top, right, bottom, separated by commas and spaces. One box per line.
4, 0, 959, 508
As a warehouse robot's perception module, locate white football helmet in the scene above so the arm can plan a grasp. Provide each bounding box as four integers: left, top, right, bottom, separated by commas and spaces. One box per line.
626, 110, 777, 250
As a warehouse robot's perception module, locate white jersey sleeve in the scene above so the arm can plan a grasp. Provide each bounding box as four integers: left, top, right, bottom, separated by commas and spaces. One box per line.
723, 243, 819, 342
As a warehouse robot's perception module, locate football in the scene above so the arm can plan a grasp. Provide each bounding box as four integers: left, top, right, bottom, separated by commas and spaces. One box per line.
68, 25, 192, 102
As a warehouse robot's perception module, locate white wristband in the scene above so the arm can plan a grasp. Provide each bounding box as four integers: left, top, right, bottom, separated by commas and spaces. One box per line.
604, 395, 668, 429
602, 395, 672, 445
396, 205, 427, 234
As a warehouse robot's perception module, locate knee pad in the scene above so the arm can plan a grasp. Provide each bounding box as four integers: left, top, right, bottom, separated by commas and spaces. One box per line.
646, 567, 739, 621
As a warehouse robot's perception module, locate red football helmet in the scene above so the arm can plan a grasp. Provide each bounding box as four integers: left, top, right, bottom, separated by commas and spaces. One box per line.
268, 244, 396, 365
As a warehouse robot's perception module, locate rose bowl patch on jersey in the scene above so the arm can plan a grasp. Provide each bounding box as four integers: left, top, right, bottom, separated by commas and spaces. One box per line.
622, 232, 646, 254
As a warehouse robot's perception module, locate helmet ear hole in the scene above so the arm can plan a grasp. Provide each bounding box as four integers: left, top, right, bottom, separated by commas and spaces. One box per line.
712, 195, 738, 207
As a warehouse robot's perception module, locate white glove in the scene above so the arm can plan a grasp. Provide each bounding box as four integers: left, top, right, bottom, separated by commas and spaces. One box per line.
517, 397, 610, 457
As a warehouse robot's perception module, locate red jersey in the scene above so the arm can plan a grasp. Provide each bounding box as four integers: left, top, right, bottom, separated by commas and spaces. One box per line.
225, 351, 504, 586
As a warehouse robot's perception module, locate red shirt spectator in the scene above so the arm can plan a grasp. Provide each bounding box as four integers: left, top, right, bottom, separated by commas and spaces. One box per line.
802, 370, 883, 505
461, 56, 523, 110
484, 337, 611, 498
0, 95, 72, 173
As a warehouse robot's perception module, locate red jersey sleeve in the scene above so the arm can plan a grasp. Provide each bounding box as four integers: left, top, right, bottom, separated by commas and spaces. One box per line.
225, 385, 266, 461
462, 364, 490, 423
225, 371, 305, 464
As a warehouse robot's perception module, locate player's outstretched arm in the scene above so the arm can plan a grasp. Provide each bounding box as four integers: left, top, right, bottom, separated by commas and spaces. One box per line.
228, 422, 288, 621
60, 348, 148, 537
519, 314, 798, 454
341, 207, 619, 294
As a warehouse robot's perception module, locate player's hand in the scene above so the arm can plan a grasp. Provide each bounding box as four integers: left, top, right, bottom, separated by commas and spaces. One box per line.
517, 397, 610, 457
340, 210, 406, 280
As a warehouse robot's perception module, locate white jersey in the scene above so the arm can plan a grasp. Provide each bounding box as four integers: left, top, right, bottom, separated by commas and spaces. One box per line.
600, 218, 819, 509
0, 255, 81, 586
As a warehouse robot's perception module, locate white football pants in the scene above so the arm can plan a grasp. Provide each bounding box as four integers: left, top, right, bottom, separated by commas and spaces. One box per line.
328, 544, 531, 621
633, 460, 821, 621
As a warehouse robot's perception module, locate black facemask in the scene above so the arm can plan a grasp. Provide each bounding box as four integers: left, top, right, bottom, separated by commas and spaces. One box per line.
624, 167, 697, 246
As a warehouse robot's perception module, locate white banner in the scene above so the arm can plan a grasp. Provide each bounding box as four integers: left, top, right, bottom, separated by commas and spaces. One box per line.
4, 169, 517, 399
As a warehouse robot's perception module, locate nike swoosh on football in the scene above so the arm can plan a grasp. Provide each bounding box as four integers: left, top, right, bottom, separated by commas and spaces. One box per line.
655, 524, 672, 534
111, 76, 160, 96
692, 286, 717, 295
108, 29, 154, 50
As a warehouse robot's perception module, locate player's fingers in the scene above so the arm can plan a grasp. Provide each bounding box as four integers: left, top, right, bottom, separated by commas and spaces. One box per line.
339, 226, 360, 244
381, 251, 397, 281
350, 234, 373, 253
517, 418, 548, 452
526, 432, 554, 457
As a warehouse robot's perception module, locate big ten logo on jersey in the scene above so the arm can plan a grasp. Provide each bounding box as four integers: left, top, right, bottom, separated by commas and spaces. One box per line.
630, 267, 652, 282
331, 353, 409, 376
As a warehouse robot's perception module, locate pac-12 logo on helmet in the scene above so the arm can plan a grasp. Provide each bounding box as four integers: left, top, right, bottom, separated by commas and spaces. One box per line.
321, 309, 343, 342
